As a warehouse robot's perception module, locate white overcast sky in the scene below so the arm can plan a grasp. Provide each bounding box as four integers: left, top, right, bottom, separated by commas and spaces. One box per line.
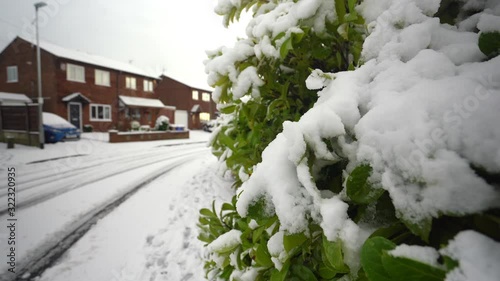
0, 0, 249, 89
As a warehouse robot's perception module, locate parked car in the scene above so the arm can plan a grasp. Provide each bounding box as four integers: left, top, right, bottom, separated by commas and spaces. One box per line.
203, 120, 218, 132
43, 112, 81, 143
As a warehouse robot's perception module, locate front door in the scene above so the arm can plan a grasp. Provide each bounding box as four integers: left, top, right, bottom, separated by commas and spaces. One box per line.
68, 103, 82, 129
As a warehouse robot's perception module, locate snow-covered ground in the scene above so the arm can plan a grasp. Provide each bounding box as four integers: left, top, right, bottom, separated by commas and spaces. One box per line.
0, 131, 235, 280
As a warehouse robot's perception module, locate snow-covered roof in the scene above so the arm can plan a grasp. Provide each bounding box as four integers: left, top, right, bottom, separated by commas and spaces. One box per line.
18, 35, 158, 79
119, 95, 166, 108
62, 92, 91, 103
0, 92, 32, 104
163, 105, 177, 110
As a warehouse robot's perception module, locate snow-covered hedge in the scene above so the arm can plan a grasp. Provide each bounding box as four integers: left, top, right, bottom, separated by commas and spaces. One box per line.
200, 0, 500, 280
155, 115, 170, 131
130, 120, 140, 131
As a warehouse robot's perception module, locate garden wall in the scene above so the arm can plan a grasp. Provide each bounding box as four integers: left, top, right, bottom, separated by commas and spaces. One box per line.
108, 130, 189, 143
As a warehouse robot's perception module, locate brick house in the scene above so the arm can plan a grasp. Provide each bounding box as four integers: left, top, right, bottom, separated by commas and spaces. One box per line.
0, 36, 174, 132
156, 75, 217, 130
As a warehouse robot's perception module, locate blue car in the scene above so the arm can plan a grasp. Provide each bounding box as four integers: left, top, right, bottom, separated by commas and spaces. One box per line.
43, 112, 81, 143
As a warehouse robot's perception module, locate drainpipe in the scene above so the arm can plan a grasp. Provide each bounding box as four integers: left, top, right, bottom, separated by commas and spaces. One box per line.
116, 71, 121, 130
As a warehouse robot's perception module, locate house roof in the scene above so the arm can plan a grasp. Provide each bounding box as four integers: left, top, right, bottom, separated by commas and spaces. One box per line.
163, 105, 177, 110
0, 92, 33, 104
62, 92, 91, 103
119, 95, 166, 108
18, 35, 158, 79
160, 74, 213, 93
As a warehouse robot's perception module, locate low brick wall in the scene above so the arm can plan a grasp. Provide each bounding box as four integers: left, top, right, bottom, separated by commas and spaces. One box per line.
109, 130, 189, 143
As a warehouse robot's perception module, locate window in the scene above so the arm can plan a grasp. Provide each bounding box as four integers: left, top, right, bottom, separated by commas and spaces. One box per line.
127, 108, 141, 120
67, 63, 85, 82
202, 92, 211, 102
200, 112, 210, 122
90, 104, 111, 121
143, 80, 154, 92
192, 90, 199, 100
95, 69, 110, 86
126, 77, 136, 89
6, 66, 18, 83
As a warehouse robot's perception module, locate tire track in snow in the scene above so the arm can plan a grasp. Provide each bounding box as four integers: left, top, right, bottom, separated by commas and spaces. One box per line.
0, 145, 207, 215
5, 154, 201, 281
0, 142, 206, 196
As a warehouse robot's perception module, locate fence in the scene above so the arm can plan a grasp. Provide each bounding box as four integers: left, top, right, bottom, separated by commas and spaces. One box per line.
0, 104, 40, 147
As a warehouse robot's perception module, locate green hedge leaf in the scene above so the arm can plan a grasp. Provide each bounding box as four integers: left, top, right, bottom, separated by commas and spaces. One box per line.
247, 197, 273, 221
255, 244, 274, 268
284, 232, 308, 253
220, 265, 234, 279
270, 262, 291, 281
442, 256, 459, 271
381, 252, 446, 281
322, 236, 349, 273
291, 264, 319, 281
348, 0, 357, 12
401, 216, 432, 243
479, 31, 500, 58
200, 208, 216, 218
335, 0, 347, 24
361, 237, 396, 281
221, 202, 236, 211
252, 226, 266, 243
220, 104, 237, 114
318, 262, 337, 279
346, 164, 384, 204
280, 37, 293, 59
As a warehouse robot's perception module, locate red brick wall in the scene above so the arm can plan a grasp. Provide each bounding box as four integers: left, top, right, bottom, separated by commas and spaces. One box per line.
156, 76, 217, 129
0, 37, 57, 106
158, 107, 176, 124
54, 59, 161, 131
156, 76, 191, 109
0, 37, 163, 132
109, 130, 189, 143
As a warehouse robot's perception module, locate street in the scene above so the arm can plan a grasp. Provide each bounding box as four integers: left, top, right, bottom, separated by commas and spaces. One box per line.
0, 131, 234, 281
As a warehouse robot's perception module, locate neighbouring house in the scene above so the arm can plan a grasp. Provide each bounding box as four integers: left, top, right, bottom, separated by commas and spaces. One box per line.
0, 36, 174, 132
156, 75, 217, 130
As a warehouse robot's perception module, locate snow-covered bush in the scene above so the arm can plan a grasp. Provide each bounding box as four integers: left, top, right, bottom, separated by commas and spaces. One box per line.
130, 120, 140, 131
200, 0, 500, 280
83, 124, 93, 132
205, 0, 365, 186
155, 115, 170, 131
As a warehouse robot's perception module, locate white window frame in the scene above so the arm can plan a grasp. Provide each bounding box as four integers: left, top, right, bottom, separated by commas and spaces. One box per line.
6, 66, 18, 83
192, 90, 199, 100
202, 92, 211, 102
95, 69, 110, 86
126, 77, 136, 89
67, 63, 85, 83
90, 104, 112, 122
143, 80, 153, 92
200, 112, 210, 122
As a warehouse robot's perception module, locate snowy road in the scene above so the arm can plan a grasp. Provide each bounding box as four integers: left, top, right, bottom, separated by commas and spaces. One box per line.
0, 143, 207, 215
0, 132, 234, 281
